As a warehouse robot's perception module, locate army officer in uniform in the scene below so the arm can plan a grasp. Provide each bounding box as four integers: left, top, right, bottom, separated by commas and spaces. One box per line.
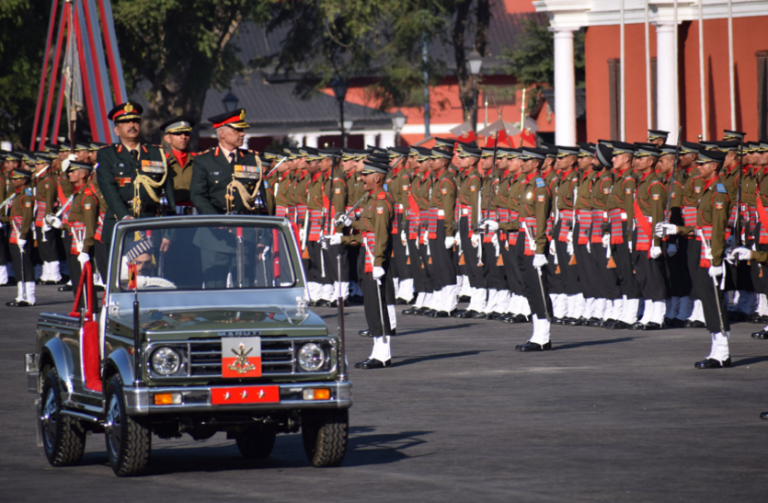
160, 115, 196, 210
190, 109, 270, 288
96, 102, 176, 249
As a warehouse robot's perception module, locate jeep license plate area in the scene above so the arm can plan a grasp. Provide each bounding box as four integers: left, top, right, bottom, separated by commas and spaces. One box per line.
222, 337, 261, 378
211, 386, 280, 405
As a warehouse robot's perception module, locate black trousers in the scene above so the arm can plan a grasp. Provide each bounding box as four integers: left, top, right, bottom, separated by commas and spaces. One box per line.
481, 240, 507, 290
417, 231, 437, 293
323, 244, 349, 283
358, 253, 395, 337
407, 238, 431, 293
631, 251, 668, 301
552, 223, 580, 296
665, 238, 692, 297
460, 217, 486, 289
9, 233, 35, 282
612, 226, 641, 299
307, 241, 330, 284
0, 227, 8, 266
428, 224, 457, 289
686, 237, 702, 301
391, 214, 411, 280
689, 240, 730, 333
517, 246, 551, 319
35, 227, 59, 262
502, 238, 524, 296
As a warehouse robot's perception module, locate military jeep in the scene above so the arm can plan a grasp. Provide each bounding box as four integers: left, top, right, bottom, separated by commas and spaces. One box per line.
25, 216, 351, 476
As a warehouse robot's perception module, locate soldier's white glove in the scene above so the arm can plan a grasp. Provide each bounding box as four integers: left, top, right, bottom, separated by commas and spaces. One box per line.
655, 222, 677, 237
17, 239, 27, 251
336, 214, 353, 227
445, 236, 455, 249
78, 252, 90, 267
320, 235, 329, 250
75, 240, 84, 253
602, 233, 610, 248
299, 228, 306, 243
401, 230, 407, 245
650, 246, 662, 259
533, 254, 548, 268
422, 230, 429, 246
491, 233, 500, 256
549, 239, 556, 255
328, 233, 342, 246
372, 266, 385, 280
45, 214, 62, 229
471, 233, 481, 248
566, 240, 574, 256
627, 240, 633, 253
479, 219, 499, 232
667, 243, 678, 257
0, 221, 3, 229
726, 246, 752, 264
708, 265, 723, 278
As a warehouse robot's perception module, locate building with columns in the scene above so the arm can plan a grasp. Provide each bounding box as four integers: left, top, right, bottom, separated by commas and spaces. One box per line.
535, 0, 768, 144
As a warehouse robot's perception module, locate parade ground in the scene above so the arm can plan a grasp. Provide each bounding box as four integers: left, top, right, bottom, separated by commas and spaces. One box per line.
2, 286, 767, 502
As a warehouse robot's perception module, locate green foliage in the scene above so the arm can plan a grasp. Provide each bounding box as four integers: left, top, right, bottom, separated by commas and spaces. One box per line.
0, 0, 49, 146
500, 19, 585, 109
258, 0, 454, 110
111, 0, 272, 139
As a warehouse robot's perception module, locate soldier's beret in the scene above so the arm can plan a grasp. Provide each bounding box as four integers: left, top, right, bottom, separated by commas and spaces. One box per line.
596, 144, 614, 169
160, 116, 195, 134
109, 102, 143, 122
520, 147, 549, 161
680, 141, 702, 154
696, 148, 727, 164
11, 166, 33, 179
723, 130, 746, 141
432, 148, 453, 160
459, 146, 481, 159
634, 144, 661, 158
63, 160, 94, 173
647, 129, 669, 141
361, 160, 390, 175
556, 146, 580, 158
208, 109, 248, 130
612, 141, 636, 155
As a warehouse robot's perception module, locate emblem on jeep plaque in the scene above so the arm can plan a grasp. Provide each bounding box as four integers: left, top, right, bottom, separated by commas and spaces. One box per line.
228, 343, 256, 374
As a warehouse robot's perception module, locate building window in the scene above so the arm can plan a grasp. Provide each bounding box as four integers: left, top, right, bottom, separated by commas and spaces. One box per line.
608, 58, 621, 141
757, 51, 768, 141
481, 87, 516, 106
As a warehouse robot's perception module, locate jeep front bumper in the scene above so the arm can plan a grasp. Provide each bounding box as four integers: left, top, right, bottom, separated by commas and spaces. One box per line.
123, 380, 352, 415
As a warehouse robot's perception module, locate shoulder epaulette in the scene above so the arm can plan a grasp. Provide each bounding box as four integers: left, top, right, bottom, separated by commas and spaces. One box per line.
536, 177, 545, 188
377, 191, 388, 200
716, 183, 727, 193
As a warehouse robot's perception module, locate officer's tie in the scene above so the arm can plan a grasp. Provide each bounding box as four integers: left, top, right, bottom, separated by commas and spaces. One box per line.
229, 152, 236, 166
130, 150, 139, 163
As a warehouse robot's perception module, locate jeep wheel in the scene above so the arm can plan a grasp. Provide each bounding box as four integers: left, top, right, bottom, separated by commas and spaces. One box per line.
40, 369, 86, 466
235, 426, 277, 458
301, 409, 348, 467
104, 375, 151, 476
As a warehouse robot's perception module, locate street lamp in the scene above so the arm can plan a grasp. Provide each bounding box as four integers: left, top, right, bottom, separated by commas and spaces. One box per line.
331, 77, 348, 148
392, 112, 406, 147
467, 50, 483, 134
222, 92, 239, 112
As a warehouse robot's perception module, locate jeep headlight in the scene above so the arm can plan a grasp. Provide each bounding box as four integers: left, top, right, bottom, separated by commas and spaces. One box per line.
298, 343, 325, 372
151, 347, 182, 375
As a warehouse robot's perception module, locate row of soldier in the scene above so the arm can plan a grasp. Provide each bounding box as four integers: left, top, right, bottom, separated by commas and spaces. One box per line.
2, 100, 768, 371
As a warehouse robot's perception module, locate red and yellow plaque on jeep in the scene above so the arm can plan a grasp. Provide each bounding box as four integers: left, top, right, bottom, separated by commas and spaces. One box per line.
222, 337, 261, 378
211, 386, 279, 405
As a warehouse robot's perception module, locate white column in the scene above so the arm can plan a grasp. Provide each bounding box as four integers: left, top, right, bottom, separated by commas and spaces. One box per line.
379, 130, 396, 148
363, 132, 379, 149
304, 133, 320, 148
242, 134, 252, 150
655, 22, 678, 143
553, 27, 577, 146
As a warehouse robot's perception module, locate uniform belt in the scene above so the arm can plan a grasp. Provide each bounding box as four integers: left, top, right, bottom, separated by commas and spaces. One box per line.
460, 208, 470, 216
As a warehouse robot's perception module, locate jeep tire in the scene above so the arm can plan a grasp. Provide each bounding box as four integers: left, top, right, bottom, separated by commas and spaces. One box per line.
41, 369, 86, 466
235, 426, 277, 458
301, 409, 348, 467
105, 374, 151, 476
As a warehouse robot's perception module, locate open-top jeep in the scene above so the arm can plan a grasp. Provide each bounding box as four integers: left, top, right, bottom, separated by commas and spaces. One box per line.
25, 216, 351, 476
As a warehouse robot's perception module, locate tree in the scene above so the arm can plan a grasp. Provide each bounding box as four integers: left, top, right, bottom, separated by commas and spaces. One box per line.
500, 18, 585, 111
257, 0, 493, 126
111, 0, 271, 142
0, 0, 49, 146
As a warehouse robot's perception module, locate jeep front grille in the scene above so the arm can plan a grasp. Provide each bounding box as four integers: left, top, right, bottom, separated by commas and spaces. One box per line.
189, 338, 298, 376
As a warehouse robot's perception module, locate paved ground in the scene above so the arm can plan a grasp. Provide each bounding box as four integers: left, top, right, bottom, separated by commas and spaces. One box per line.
2, 285, 768, 502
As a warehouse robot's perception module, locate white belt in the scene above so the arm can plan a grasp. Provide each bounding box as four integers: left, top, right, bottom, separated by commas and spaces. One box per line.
460, 208, 470, 216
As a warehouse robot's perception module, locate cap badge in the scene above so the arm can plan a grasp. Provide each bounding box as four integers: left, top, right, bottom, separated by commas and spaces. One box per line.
125, 103, 134, 113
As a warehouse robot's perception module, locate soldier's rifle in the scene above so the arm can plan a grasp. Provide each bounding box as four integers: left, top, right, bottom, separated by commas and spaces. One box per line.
0, 193, 15, 212
265, 156, 288, 179
734, 137, 745, 245
664, 127, 683, 223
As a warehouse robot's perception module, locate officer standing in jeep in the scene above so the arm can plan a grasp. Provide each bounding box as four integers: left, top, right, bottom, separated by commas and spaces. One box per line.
96, 102, 176, 249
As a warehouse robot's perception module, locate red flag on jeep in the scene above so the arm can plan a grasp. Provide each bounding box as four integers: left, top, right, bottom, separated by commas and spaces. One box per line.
127, 263, 137, 290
